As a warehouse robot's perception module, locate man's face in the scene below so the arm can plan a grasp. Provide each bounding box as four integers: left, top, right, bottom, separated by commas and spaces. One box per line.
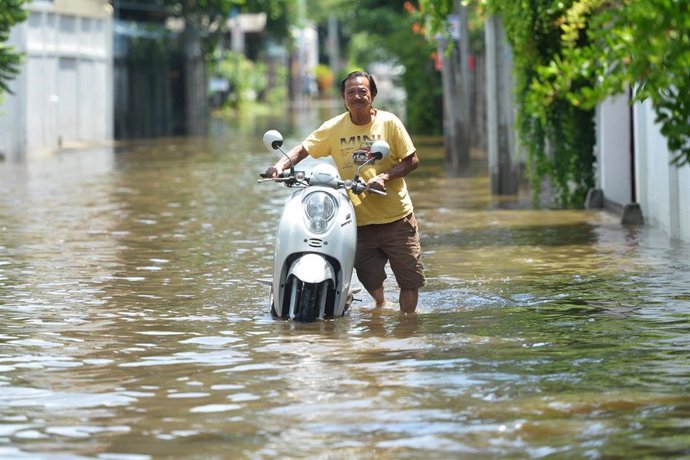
343, 77, 373, 113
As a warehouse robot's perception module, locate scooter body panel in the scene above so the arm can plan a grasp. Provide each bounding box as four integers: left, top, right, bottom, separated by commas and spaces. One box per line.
287, 253, 336, 284
271, 185, 357, 319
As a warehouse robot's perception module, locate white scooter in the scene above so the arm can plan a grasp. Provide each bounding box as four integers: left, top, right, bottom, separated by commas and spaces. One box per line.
258, 130, 389, 322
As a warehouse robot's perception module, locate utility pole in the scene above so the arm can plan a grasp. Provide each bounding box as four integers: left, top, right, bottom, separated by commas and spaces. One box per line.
439, 35, 461, 171
485, 16, 518, 194
456, 1, 472, 166
291, 0, 306, 103
327, 14, 340, 79
439, 1, 471, 173
181, 13, 207, 136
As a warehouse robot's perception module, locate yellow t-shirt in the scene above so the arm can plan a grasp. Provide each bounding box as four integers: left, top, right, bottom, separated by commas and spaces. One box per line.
303, 109, 415, 226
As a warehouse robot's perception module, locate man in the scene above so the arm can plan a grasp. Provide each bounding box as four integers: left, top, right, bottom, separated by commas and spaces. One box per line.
264, 70, 425, 313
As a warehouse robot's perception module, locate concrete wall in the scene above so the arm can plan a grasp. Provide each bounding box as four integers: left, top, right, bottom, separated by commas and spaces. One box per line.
0, 0, 112, 161
633, 99, 690, 241
596, 94, 690, 242
596, 95, 632, 207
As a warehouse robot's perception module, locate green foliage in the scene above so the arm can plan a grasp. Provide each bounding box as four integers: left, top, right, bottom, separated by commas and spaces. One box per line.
158, 0, 246, 56
128, 24, 175, 62
418, 0, 454, 32
531, 0, 690, 167
421, 0, 597, 206
265, 64, 288, 106
392, 28, 444, 135
0, 0, 28, 97
347, 32, 393, 68
418, 0, 485, 52
208, 50, 269, 109
488, 0, 597, 207
313, 63, 335, 95
243, 0, 292, 43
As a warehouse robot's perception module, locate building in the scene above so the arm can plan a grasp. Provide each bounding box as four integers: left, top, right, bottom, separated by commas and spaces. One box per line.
0, 0, 113, 161
112, 1, 208, 139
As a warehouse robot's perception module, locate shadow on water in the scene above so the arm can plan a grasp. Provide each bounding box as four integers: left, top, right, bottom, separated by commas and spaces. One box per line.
1, 109, 690, 459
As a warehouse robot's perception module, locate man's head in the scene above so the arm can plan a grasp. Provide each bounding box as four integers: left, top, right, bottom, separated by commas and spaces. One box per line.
340, 71, 378, 99
340, 71, 378, 114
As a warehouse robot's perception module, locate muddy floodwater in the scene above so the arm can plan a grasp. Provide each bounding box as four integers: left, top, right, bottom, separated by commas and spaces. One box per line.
1, 113, 689, 459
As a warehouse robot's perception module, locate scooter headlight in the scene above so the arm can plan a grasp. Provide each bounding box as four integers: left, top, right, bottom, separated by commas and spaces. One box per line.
304, 192, 337, 234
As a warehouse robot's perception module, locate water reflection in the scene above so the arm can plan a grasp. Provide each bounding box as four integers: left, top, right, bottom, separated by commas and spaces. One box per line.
1, 113, 689, 459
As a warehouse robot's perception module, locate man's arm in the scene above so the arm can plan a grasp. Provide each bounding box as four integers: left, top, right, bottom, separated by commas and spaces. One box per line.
367, 152, 419, 190
265, 144, 310, 178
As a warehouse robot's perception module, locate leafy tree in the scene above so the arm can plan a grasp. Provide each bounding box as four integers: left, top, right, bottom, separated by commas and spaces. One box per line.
0, 0, 27, 100
531, 0, 690, 167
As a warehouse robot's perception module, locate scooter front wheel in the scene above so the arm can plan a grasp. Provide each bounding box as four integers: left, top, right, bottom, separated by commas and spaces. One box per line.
296, 282, 319, 322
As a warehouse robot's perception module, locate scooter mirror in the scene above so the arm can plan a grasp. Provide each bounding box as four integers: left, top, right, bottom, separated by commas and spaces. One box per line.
263, 130, 284, 151
370, 140, 390, 161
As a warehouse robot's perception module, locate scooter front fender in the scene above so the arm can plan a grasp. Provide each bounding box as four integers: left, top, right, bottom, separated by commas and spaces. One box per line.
288, 253, 336, 284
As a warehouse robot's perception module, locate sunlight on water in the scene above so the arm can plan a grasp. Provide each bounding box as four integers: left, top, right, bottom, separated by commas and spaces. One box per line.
1, 117, 689, 458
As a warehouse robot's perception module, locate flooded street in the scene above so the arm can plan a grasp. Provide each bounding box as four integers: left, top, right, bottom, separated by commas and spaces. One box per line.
1, 113, 690, 459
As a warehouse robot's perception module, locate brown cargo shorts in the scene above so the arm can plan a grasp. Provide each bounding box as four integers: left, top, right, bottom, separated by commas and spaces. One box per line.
354, 212, 426, 292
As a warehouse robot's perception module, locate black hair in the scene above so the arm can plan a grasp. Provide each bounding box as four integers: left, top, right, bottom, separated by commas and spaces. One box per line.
339, 70, 378, 99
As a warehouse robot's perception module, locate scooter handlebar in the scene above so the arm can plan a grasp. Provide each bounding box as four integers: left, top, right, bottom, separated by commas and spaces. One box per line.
347, 179, 387, 196
259, 170, 290, 179
258, 170, 307, 186
367, 187, 387, 196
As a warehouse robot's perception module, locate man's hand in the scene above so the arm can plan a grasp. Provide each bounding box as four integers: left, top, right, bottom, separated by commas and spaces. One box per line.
264, 166, 281, 178
366, 174, 387, 193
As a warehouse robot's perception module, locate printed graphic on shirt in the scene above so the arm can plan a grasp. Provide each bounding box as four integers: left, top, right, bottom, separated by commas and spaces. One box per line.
352, 141, 373, 165
340, 134, 382, 167
340, 134, 382, 148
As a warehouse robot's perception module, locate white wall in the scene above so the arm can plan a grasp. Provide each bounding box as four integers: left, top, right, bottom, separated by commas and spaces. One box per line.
596, 95, 631, 206
633, 100, 690, 241
0, 1, 112, 161
0, 22, 27, 159
679, 162, 690, 242
596, 94, 690, 242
